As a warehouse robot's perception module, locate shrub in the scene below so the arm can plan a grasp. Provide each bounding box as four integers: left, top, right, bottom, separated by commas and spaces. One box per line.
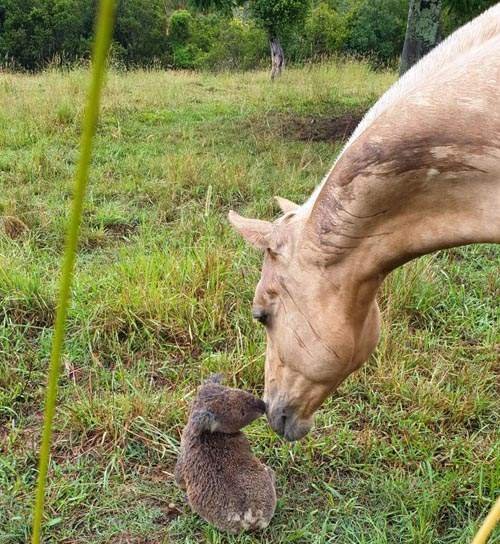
0, 0, 74, 70
169, 10, 193, 45
0, 0, 169, 70
250, 0, 309, 38
203, 19, 268, 70
441, 0, 497, 35
305, 2, 347, 56
168, 11, 268, 71
113, 0, 169, 66
344, 0, 408, 66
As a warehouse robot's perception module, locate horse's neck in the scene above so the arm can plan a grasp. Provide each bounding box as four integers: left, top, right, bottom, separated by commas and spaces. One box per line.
306, 34, 500, 281
332, 150, 500, 279
303, 4, 500, 216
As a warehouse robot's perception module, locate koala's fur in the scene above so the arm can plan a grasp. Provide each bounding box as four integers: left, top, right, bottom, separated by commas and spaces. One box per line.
175, 375, 276, 534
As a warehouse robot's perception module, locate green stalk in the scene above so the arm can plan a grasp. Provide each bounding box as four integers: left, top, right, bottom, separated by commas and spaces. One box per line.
31, 1, 116, 542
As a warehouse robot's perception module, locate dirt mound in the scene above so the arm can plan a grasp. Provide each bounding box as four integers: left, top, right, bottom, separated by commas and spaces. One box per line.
1, 215, 29, 239
283, 111, 365, 142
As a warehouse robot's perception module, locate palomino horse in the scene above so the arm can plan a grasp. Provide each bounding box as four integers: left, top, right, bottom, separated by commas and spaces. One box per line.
229, 5, 500, 441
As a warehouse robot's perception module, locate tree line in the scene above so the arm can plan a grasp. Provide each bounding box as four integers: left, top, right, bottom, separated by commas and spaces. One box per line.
0, 0, 495, 72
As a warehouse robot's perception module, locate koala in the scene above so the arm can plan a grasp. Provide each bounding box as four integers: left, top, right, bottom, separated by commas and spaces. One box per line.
175, 375, 276, 534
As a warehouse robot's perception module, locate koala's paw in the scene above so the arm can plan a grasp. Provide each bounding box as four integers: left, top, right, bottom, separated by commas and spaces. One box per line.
227, 509, 269, 532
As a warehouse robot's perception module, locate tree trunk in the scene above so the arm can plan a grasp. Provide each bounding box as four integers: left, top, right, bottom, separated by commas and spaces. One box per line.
270, 37, 285, 80
399, 0, 442, 76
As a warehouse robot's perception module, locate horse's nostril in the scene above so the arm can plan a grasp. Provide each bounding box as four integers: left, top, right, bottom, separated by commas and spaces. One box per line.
266, 400, 293, 436
252, 308, 269, 325
280, 414, 287, 431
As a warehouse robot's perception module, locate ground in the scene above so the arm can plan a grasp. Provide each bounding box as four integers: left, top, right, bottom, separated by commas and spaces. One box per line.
0, 62, 498, 543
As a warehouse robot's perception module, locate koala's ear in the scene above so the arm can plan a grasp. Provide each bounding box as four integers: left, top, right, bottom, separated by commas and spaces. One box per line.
191, 410, 219, 433
204, 373, 223, 385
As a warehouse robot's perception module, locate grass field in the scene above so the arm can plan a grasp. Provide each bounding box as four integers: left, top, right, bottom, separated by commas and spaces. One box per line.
0, 61, 498, 543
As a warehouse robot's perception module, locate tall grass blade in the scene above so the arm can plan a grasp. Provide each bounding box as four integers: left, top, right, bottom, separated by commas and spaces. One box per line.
30, 1, 116, 542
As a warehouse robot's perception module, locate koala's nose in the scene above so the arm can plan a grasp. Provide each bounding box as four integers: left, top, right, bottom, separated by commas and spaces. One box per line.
255, 399, 266, 413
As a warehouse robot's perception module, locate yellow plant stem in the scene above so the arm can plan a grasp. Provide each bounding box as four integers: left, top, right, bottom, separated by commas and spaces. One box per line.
472, 497, 500, 544
31, 1, 116, 542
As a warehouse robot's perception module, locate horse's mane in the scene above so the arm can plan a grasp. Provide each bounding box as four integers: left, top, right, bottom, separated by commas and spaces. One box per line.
298, 3, 500, 216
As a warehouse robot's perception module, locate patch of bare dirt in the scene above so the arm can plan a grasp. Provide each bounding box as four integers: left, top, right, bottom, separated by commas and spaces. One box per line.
80, 221, 139, 251
243, 109, 367, 144
282, 110, 365, 142
103, 221, 138, 239
1, 215, 29, 239
108, 534, 162, 544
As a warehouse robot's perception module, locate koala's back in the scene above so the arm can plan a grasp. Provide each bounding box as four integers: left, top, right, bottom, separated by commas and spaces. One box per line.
179, 432, 276, 534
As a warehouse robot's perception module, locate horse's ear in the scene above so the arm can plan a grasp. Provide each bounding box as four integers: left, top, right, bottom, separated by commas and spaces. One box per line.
274, 196, 299, 214
228, 211, 272, 250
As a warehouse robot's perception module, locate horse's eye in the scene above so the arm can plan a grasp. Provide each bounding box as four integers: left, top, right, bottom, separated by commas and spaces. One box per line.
252, 308, 269, 325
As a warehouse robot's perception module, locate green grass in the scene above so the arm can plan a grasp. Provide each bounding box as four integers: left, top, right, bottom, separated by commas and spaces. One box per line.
0, 61, 498, 543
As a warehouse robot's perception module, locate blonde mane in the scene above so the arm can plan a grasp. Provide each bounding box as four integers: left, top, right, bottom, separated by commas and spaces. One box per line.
299, 3, 500, 216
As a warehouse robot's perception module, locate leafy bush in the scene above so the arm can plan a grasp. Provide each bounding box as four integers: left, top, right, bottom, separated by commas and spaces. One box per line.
305, 2, 347, 56
440, 0, 497, 35
168, 10, 211, 69
113, 0, 169, 66
0, 0, 169, 70
344, 0, 409, 66
0, 0, 92, 69
169, 10, 193, 45
168, 11, 267, 71
170, 44, 199, 69
202, 19, 268, 70
250, 0, 309, 38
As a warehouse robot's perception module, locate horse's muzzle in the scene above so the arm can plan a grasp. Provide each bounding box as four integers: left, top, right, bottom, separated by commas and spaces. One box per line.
266, 399, 312, 441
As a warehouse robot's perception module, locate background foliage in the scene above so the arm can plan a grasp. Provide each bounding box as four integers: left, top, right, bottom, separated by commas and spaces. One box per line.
0, 0, 497, 71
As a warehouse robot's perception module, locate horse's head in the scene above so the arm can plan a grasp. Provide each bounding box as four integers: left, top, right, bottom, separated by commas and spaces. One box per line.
229, 197, 381, 441
227, 4, 500, 441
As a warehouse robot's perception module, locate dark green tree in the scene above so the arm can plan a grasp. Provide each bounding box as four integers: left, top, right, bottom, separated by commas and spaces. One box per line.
51, 0, 95, 61
399, 0, 497, 75
399, 0, 442, 75
250, 0, 309, 78
187, 0, 235, 15
113, 0, 169, 66
441, 0, 497, 34
305, 3, 347, 57
0, 0, 61, 69
189, 0, 309, 78
346, 0, 408, 67
0, 0, 97, 69
0, 0, 169, 70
